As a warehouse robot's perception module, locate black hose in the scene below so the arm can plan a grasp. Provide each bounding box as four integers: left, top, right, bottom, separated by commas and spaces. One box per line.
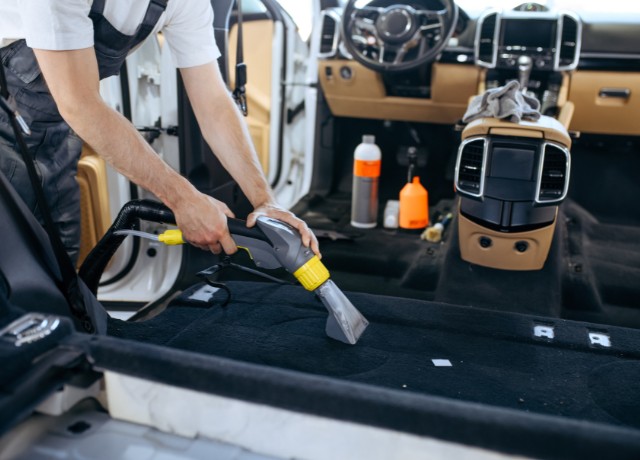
79, 199, 176, 295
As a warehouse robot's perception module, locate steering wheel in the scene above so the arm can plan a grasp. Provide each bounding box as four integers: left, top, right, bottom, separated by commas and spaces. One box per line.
341, 0, 458, 73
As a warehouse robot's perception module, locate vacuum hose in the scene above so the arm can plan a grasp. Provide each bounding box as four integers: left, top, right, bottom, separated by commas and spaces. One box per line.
79, 200, 369, 344
79, 199, 176, 295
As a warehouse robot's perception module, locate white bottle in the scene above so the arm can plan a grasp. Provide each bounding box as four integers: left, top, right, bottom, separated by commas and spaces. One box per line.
383, 200, 400, 229
351, 135, 381, 228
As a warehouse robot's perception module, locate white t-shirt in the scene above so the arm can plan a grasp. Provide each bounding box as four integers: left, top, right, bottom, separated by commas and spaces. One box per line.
0, 0, 220, 68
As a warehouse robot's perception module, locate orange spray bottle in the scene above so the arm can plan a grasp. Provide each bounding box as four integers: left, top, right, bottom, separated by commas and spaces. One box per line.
399, 147, 429, 230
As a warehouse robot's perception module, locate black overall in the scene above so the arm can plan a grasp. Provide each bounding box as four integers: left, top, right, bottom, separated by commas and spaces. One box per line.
0, 0, 168, 264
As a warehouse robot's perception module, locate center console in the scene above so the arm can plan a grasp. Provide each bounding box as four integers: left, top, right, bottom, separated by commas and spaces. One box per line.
454, 116, 572, 270
456, 8, 582, 270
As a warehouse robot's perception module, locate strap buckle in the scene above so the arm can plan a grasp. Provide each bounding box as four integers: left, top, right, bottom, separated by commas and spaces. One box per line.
233, 87, 248, 117
0, 95, 31, 135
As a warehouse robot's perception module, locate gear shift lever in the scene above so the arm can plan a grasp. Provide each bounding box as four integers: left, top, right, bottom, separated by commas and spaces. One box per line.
517, 55, 533, 93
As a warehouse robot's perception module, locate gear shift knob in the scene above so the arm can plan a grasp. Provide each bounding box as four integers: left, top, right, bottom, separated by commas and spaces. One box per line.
517, 55, 533, 92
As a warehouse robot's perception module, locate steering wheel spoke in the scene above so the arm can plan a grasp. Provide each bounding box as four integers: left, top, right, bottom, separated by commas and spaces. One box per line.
378, 42, 403, 65
350, 16, 384, 59
416, 8, 445, 33
393, 30, 423, 64
358, 6, 386, 16
416, 8, 448, 21
352, 16, 377, 36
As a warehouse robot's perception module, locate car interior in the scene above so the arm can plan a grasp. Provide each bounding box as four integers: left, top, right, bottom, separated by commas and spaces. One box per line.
1, 0, 640, 459
293, 0, 640, 328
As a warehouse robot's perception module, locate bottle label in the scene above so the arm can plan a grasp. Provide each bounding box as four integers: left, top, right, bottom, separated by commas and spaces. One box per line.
354, 159, 381, 178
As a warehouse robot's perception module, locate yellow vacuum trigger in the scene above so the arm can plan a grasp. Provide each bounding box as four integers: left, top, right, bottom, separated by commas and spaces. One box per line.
158, 229, 184, 245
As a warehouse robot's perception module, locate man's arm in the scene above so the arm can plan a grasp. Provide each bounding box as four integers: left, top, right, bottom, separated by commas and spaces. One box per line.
33, 47, 238, 254
179, 62, 319, 255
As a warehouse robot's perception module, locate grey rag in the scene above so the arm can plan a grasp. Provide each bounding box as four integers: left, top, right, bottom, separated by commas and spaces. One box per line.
462, 80, 541, 124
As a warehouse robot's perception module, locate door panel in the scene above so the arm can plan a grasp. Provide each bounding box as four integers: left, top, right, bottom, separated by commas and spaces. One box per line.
228, 19, 275, 175
77, 146, 111, 267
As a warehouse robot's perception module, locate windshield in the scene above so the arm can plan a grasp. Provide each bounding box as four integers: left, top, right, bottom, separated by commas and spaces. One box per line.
345, 0, 640, 13
277, 0, 640, 42
455, 0, 640, 14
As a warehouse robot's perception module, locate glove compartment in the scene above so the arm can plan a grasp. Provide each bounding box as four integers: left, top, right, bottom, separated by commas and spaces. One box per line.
568, 70, 640, 135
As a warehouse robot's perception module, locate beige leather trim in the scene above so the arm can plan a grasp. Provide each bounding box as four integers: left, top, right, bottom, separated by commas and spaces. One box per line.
458, 211, 557, 271
557, 101, 574, 130
568, 71, 640, 135
477, 69, 487, 94
489, 128, 543, 139
229, 20, 274, 174
319, 61, 480, 124
77, 146, 111, 267
555, 73, 570, 108
461, 115, 571, 147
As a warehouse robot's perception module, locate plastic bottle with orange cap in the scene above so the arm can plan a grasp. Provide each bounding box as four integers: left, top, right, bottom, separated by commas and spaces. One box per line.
351, 135, 382, 228
351, 138, 429, 231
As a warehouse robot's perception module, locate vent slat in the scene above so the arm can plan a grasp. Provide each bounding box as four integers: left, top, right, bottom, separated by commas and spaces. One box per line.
320, 15, 337, 55
538, 146, 568, 201
457, 141, 485, 196
477, 13, 497, 64
558, 15, 579, 67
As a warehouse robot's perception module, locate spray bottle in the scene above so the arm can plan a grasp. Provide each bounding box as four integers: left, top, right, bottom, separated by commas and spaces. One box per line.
399, 147, 429, 230
351, 135, 382, 228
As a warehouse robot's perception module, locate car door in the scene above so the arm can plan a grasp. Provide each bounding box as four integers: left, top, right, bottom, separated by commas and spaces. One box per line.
227, 0, 316, 209
89, 0, 312, 310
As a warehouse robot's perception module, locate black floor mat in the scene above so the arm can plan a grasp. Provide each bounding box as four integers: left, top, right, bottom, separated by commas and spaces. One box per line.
108, 281, 640, 431
292, 194, 640, 327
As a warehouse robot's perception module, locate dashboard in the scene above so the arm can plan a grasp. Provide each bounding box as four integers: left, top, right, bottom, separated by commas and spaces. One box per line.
315, 1, 640, 135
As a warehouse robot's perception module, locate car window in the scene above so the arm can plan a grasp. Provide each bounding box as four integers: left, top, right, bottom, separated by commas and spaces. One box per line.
276, 0, 640, 44
455, 0, 640, 13
243, 0, 268, 14
275, 0, 314, 40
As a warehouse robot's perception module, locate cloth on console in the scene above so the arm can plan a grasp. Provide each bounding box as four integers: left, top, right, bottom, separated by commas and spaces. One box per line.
463, 80, 541, 124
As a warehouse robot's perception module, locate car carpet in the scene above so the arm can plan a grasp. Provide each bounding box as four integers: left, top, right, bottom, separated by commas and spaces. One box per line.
561, 200, 640, 328
568, 135, 640, 228
297, 196, 564, 316
107, 280, 640, 432
294, 195, 640, 327
432, 208, 564, 317
3, 278, 638, 458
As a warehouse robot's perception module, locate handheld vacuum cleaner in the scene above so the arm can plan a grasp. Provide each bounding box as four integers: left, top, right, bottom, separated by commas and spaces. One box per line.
107, 204, 369, 345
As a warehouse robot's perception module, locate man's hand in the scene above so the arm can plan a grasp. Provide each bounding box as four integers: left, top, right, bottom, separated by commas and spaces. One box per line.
172, 190, 238, 254
247, 203, 320, 258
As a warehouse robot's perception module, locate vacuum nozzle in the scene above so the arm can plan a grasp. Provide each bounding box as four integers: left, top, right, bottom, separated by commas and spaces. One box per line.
292, 255, 368, 344
246, 217, 368, 345
314, 279, 369, 345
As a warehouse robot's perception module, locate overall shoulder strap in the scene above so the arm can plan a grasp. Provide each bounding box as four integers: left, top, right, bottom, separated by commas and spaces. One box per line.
233, 0, 248, 116
90, 0, 106, 15
132, 0, 169, 49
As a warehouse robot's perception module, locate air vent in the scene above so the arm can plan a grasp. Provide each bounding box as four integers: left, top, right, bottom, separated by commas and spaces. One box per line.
318, 11, 339, 58
556, 13, 581, 70
455, 138, 488, 198
475, 11, 499, 67
536, 143, 571, 203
